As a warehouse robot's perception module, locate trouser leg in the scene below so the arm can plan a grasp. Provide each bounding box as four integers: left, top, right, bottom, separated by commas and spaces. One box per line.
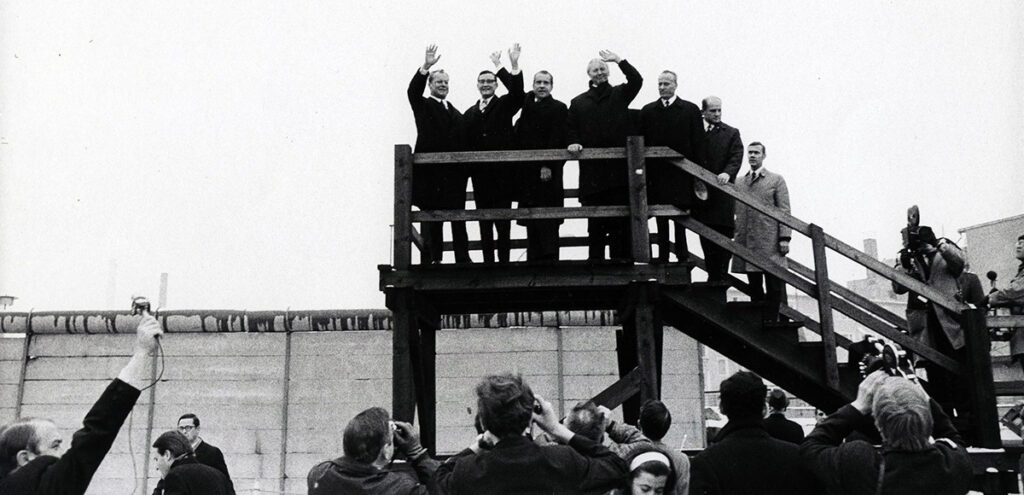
656, 217, 671, 262
479, 220, 496, 263
421, 222, 443, 264
495, 219, 511, 263
672, 219, 689, 263
747, 273, 766, 300
701, 225, 734, 281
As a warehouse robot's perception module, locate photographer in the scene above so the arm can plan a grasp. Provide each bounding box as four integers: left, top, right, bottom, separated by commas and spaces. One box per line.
0, 314, 163, 494
307, 407, 438, 495
983, 234, 1024, 371
800, 370, 972, 495
891, 224, 968, 421
435, 373, 628, 494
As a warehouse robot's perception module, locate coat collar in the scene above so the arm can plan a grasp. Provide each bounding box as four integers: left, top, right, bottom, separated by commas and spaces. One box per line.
713, 418, 768, 442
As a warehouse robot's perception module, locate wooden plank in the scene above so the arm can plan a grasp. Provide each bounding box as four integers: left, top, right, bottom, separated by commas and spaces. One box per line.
627, 136, 651, 263
962, 308, 1000, 448
989, 315, 1024, 328
821, 233, 966, 313
15, 331, 30, 417
412, 145, 684, 164
589, 367, 643, 410
412, 205, 630, 223
810, 224, 840, 389
666, 156, 965, 313
380, 264, 693, 291
466, 188, 582, 201
410, 225, 424, 251
394, 145, 414, 269
789, 259, 909, 332
677, 216, 960, 372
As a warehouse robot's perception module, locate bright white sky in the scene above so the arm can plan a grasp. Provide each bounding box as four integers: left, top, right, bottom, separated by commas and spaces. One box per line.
1, 1, 1021, 311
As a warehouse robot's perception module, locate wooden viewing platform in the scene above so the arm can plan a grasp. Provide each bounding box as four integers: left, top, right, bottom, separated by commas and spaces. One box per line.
380, 137, 1024, 494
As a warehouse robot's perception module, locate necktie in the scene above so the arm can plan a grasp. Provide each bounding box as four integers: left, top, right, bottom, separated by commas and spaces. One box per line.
663, 99, 670, 108
706, 124, 714, 134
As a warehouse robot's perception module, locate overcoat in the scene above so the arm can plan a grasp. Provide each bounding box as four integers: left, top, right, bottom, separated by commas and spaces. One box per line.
0, 379, 140, 495
566, 60, 642, 201
407, 69, 465, 209
464, 68, 524, 204
159, 457, 234, 495
731, 169, 791, 273
515, 92, 568, 214
639, 97, 705, 207
695, 122, 743, 227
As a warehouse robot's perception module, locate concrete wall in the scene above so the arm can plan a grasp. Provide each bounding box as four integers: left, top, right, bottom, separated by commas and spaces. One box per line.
2, 319, 703, 495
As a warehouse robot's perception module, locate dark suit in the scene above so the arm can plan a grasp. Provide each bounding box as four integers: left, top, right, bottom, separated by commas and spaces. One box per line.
566, 60, 642, 260
307, 454, 439, 495
407, 69, 469, 263
690, 418, 822, 495
698, 121, 743, 280
464, 68, 524, 263
763, 413, 805, 444
515, 91, 568, 261
0, 379, 141, 495
159, 457, 233, 495
640, 97, 705, 262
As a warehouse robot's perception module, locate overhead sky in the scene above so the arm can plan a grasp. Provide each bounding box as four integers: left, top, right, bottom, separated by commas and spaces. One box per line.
1, 1, 1021, 311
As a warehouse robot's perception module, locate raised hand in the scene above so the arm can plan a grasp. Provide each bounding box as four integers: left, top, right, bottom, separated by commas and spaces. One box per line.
508, 43, 521, 66
599, 49, 621, 63
424, 44, 441, 70
490, 50, 502, 67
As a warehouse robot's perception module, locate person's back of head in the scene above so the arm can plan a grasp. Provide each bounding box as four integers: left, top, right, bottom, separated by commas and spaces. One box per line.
342, 407, 392, 465
475, 373, 535, 439
767, 388, 789, 413
0, 419, 45, 477
566, 401, 604, 442
872, 377, 933, 451
639, 399, 672, 442
153, 430, 194, 459
719, 371, 767, 421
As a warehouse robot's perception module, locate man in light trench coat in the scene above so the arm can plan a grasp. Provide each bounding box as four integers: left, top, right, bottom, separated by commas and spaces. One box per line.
732, 142, 791, 321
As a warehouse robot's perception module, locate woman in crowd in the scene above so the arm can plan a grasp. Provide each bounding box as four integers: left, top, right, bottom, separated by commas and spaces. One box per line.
616, 446, 677, 495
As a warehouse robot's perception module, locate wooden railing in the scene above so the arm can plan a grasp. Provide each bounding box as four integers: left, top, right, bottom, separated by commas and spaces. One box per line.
394, 139, 1019, 444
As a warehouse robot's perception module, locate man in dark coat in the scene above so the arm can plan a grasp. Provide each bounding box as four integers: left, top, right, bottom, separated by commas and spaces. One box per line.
307, 407, 438, 495
763, 389, 804, 444
639, 70, 705, 263
407, 44, 470, 264
0, 315, 162, 495
436, 374, 627, 494
984, 234, 1024, 370
464, 44, 524, 263
800, 370, 972, 495
515, 70, 568, 261
566, 50, 642, 261
174, 413, 232, 493
690, 371, 821, 495
152, 431, 233, 495
697, 96, 743, 281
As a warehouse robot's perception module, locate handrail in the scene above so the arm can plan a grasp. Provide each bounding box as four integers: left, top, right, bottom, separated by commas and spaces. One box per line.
665, 157, 968, 313
411, 146, 683, 164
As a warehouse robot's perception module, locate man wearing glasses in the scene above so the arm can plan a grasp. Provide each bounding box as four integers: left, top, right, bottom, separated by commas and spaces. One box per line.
176, 413, 233, 491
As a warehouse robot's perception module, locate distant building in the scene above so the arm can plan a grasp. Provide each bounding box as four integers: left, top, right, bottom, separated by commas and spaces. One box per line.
958, 214, 1024, 291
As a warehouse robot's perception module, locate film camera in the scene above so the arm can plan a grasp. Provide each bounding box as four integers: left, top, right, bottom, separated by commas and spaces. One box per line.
858, 336, 917, 383
898, 205, 938, 267
131, 296, 152, 316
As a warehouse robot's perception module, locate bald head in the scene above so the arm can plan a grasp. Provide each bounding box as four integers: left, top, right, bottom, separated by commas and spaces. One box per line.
702, 96, 722, 125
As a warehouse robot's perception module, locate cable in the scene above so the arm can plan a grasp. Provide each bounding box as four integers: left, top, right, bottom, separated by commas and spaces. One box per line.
127, 337, 165, 495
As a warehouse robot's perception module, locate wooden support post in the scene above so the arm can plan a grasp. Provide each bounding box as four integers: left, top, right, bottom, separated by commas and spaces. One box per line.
416, 320, 438, 454
615, 328, 640, 425
809, 224, 840, 389
394, 145, 414, 269
962, 307, 1000, 448
391, 289, 418, 424
14, 321, 31, 419
621, 282, 661, 423
626, 136, 651, 263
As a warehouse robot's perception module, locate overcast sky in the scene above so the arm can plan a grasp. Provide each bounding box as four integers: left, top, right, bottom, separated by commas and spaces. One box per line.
1, 1, 1021, 311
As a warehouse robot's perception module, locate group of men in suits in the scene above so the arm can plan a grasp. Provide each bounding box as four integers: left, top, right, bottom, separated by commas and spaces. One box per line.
151, 413, 235, 494
408, 44, 789, 291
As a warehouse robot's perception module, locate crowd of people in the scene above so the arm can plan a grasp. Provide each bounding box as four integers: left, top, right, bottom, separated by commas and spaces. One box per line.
408, 44, 791, 304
